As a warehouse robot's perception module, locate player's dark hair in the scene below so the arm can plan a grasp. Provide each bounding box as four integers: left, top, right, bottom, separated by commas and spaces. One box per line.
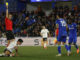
56, 13, 63, 18
18, 39, 23, 43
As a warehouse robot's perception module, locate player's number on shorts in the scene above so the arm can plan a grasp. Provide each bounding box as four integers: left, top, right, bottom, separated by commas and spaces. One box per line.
60, 21, 66, 27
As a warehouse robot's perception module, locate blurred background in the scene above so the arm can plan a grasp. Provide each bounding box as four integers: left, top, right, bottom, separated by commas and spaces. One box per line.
0, 0, 80, 37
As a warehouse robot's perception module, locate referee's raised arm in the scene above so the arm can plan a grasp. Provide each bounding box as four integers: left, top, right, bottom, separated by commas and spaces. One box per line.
6, 4, 8, 18
5, 2, 15, 47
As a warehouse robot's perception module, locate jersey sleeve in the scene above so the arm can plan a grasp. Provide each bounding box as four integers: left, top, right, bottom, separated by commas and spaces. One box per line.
5, 17, 9, 23
5, 17, 8, 21
55, 20, 59, 28
68, 24, 69, 28
55, 20, 59, 24
47, 29, 49, 33
41, 30, 43, 34
73, 23, 77, 28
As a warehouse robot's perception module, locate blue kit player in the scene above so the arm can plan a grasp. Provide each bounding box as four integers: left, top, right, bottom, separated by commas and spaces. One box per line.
68, 19, 79, 54
55, 14, 70, 56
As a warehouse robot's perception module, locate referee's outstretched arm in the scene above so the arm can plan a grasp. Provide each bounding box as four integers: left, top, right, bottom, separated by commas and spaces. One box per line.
6, 4, 8, 18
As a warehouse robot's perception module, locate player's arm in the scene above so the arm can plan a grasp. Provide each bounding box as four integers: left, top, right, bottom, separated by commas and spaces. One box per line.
6, 4, 8, 18
14, 46, 18, 56
47, 30, 51, 37
55, 24, 59, 38
40, 31, 42, 36
40, 30, 43, 37
48, 32, 51, 37
66, 24, 68, 31
74, 23, 77, 28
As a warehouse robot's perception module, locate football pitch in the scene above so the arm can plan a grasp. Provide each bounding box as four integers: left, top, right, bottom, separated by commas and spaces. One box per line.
0, 46, 80, 60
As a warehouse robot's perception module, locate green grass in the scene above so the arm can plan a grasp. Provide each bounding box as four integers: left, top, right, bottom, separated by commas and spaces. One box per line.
0, 46, 80, 60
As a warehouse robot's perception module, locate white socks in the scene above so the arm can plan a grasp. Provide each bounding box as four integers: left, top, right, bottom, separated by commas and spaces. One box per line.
44, 43, 47, 48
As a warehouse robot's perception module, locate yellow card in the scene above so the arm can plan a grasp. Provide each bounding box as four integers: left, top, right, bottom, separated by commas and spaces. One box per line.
6, 2, 8, 6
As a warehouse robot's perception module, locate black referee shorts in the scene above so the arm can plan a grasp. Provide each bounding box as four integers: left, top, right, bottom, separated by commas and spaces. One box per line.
6, 30, 15, 40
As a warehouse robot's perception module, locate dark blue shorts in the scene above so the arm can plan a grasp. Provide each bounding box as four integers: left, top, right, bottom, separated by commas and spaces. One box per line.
57, 35, 67, 43
68, 36, 77, 44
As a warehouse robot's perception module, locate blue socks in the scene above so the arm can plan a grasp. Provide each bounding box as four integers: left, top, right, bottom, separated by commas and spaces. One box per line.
58, 45, 61, 54
69, 45, 71, 51
74, 44, 79, 49
64, 44, 69, 51
68, 44, 79, 52
58, 45, 70, 54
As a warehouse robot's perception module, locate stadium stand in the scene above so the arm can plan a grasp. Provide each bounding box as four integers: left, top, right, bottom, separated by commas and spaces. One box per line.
0, 0, 80, 37
0, 5, 80, 37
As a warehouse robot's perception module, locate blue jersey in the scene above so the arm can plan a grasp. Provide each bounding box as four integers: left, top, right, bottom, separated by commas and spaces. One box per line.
68, 23, 77, 37
56, 18, 67, 36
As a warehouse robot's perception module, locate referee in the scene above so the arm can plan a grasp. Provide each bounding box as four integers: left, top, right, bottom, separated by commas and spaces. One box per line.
5, 3, 15, 46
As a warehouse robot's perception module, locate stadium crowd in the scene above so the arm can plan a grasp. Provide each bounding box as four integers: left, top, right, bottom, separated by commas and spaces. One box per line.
0, 5, 80, 37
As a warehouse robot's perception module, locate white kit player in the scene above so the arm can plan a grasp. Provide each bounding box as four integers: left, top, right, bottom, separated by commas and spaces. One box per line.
0, 39, 23, 57
40, 26, 50, 49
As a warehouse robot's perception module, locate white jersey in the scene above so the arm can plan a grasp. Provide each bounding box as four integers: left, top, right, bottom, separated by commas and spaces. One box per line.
41, 29, 49, 38
7, 41, 17, 52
